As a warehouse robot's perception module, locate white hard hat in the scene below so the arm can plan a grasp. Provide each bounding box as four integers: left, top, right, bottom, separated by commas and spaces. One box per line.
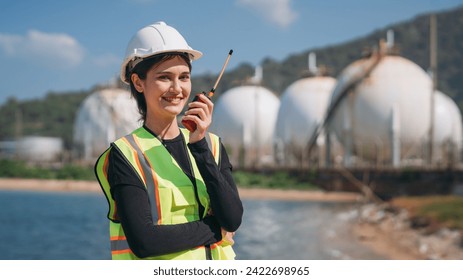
120, 21, 202, 84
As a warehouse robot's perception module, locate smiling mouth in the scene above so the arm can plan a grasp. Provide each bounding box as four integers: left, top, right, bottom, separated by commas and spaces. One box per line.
162, 96, 183, 103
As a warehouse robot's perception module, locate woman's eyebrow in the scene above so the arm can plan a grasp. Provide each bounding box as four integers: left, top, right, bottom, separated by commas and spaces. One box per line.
154, 70, 191, 75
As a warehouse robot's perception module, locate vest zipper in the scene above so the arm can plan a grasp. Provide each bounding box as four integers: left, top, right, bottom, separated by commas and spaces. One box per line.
180, 134, 212, 260
179, 133, 206, 220
205, 244, 212, 260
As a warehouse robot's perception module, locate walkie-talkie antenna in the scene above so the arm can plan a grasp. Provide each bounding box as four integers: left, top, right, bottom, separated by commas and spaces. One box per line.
208, 49, 233, 97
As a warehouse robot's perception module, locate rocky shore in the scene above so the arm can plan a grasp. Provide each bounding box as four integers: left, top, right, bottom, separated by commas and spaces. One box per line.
351, 203, 463, 259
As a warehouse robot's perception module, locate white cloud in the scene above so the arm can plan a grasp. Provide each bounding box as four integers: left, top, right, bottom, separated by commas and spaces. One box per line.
0, 29, 85, 68
237, 0, 298, 28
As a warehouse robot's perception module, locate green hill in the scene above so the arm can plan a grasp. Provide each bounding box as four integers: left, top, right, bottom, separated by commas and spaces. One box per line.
209, 5, 463, 105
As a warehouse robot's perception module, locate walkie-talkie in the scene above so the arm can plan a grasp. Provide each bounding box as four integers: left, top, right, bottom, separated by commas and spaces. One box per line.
182, 49, 233, 132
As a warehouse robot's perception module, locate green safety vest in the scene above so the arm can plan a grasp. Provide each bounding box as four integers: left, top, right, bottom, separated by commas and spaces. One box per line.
95, 127, 236, 260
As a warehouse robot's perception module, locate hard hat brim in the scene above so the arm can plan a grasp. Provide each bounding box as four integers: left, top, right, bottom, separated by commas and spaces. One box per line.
120, 48, 202, 84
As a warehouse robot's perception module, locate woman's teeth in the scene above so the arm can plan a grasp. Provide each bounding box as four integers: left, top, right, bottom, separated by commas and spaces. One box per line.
163, 97, 182, 103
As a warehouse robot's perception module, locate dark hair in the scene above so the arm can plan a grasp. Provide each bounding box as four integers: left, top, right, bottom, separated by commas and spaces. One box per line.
128, 53, 192, 122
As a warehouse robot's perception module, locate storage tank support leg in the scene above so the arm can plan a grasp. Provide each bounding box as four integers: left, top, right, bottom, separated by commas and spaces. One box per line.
391, 104, 401, 167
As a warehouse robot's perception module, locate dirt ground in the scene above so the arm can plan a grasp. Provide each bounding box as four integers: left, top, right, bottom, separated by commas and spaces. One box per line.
1, 178, 461, 260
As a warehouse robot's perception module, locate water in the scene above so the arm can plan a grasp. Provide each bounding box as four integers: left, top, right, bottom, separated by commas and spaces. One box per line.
0, 190, 383, 260
234, 199, 383, 259
0, 190, 110, 260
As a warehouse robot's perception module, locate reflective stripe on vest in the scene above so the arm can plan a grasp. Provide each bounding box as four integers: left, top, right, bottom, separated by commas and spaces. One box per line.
119, 134, 161, 223
95, 127, 235, 260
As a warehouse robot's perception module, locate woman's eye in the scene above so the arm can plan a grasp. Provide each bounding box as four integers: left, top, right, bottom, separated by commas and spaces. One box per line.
180, 74, 190, 81
157, 75, 170, 81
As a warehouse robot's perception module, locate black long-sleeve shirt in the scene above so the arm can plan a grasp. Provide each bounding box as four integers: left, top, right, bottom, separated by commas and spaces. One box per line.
107, 127, 243, 258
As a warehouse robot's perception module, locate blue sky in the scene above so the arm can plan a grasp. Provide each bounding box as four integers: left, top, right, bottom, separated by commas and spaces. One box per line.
1, 0, 462, 104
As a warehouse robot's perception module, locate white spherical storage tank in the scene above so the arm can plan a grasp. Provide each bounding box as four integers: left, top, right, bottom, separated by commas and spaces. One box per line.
329, 55, 433, 165
433, 90, 463, 164
73, 88, 141, 163
274, 76, 336, 166
17, 136, 63, 163
210, 85, 280, 168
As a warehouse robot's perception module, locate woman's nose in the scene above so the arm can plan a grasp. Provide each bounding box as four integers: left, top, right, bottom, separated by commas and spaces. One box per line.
171, 79, 182, 93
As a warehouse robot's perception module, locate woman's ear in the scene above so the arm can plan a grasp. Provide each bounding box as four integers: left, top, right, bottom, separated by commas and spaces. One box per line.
131, 73, 144, 93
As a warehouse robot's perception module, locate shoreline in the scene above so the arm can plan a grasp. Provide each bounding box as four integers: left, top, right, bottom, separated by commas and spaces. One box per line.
0, 178, 362, 202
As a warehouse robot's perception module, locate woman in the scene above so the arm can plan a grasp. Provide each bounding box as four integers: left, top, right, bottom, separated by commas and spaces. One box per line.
95, 21, 243, 260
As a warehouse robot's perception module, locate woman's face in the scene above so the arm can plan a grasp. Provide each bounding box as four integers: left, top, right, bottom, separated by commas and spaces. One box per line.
133, 56, 191, 120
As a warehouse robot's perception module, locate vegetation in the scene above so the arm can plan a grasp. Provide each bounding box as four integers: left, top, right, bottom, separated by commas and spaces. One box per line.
0, 91, 90, 149
233, 170, 319, 190
392, 195, 463, 230
0, 159, 95, 181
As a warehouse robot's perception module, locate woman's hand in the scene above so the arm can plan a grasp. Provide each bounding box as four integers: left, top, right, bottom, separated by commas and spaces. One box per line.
207, 209, 235, 246
182, 93, 214, 143
221, 228, 235, 245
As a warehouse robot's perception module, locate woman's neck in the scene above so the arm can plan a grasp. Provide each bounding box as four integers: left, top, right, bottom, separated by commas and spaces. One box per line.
144, 116, 180, 140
